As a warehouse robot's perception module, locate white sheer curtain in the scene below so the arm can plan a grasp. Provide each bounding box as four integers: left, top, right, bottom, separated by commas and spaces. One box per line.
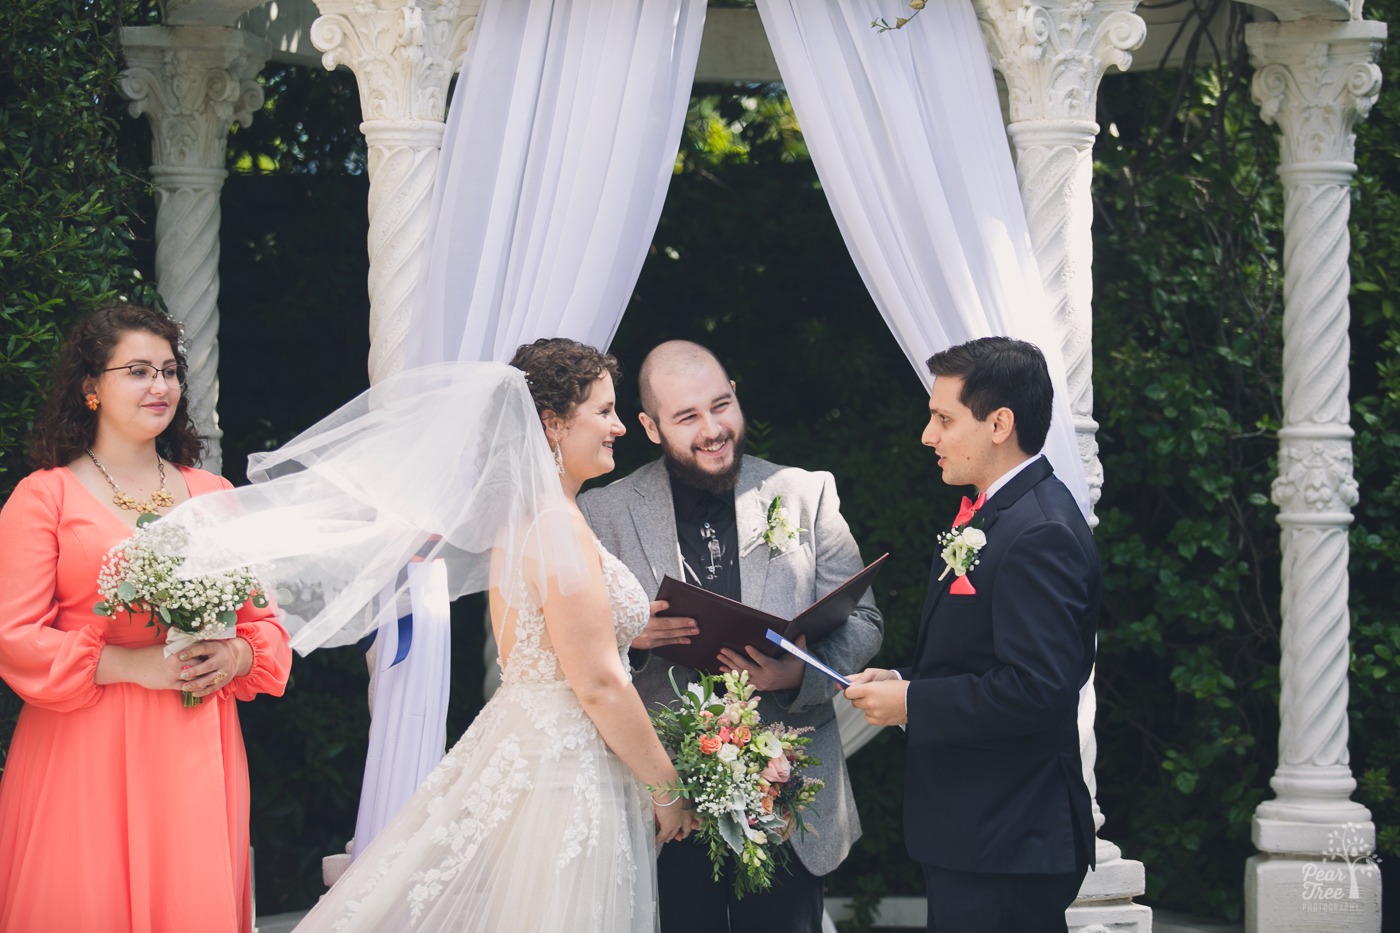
754, 0, 1090, 517
405, 0, 708, 364
353, 562, 451, 853
754, 0, 1091, 759
352, 0, 707, 859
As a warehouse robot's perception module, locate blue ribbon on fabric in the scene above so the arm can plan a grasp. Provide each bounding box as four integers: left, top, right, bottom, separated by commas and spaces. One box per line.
390, 613, 413, 667
357, 611, 414, 668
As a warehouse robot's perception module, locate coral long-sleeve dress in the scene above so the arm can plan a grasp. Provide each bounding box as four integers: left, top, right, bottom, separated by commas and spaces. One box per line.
0, 466, 293, 933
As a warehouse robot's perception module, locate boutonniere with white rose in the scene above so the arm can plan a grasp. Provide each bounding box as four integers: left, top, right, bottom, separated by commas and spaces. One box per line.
760, 495, 805, 554
937, 522, 986, 595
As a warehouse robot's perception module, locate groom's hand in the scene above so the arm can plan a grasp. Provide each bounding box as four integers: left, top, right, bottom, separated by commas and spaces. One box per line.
631, 601, 699, 650
844, 669, 909, 727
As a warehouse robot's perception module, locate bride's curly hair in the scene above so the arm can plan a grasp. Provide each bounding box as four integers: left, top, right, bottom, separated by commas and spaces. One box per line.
509, 338, 621, 419
28, 303, 204, 470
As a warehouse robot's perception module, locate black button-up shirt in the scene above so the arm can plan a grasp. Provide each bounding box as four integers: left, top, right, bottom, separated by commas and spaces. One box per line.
673, 482, 740, 602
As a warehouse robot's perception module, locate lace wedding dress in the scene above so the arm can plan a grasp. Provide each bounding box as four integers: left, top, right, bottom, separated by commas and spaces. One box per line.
294, 540, 657, 932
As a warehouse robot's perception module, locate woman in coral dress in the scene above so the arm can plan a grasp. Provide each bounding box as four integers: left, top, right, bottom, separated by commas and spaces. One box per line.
0, 303, 292, 932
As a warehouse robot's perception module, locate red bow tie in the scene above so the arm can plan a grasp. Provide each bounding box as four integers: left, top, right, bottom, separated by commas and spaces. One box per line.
952, 492, 986, 528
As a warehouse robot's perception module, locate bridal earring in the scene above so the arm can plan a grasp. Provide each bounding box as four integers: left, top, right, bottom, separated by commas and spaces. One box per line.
552, 442, 565, 474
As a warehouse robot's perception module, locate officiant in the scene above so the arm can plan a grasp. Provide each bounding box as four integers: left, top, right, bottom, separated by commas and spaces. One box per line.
579, 340, 883, 933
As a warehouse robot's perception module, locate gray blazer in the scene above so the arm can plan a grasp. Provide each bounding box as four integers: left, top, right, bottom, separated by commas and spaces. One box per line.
578, 455, 883, 876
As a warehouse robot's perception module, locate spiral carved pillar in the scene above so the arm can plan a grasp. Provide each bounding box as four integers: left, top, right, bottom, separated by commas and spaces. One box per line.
120, 26, 268, 473
307, 0, 478, 889
359, 123, 446, 383
1245, 20, 1384, 933
308, 0, 478, 385
1007, 120, 1104, 514
975, 0, 1151, 929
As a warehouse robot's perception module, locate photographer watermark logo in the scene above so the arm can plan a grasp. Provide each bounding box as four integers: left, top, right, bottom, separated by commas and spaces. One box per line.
1301, 823, 1382, 913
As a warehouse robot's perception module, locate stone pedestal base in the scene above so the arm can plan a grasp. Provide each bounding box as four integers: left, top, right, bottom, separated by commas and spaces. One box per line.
1081, 853, 1147, 899
1245, 852, 1381, 932
1067, 853, 1153, 932
322, 847, 352, 887
1068, 899, 1154, 932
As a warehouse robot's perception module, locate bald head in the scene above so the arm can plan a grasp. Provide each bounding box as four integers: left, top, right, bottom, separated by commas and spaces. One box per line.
637, 340, 731, 418
636, 340, 746, 493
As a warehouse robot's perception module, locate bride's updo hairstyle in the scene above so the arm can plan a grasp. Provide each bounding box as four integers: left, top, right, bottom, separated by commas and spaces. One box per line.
509, 338, 621, 420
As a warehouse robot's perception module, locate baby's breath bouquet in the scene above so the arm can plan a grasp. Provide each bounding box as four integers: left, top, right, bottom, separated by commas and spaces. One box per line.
650, 669, 823, 897
94, 515, 268, 707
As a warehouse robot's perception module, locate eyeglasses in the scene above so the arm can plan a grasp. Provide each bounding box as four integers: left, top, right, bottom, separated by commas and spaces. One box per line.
103, 363, 188, 388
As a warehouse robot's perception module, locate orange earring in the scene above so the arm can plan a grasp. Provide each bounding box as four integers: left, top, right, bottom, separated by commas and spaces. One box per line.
85, 393, 99, 411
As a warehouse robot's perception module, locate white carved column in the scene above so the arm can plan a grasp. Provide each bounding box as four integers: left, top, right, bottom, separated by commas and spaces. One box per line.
307, 0, 478, 889
975, 1, 1152, 930
308, 0, 478, 384
977, 0, 1145, 517
120, 26, 268, 474
1244, 20, 1384, 933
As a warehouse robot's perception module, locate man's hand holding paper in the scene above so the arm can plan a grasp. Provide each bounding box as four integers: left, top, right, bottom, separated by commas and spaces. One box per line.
844, 668, 909, 727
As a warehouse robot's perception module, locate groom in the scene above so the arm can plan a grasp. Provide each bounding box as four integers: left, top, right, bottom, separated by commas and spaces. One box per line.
845, 337, 1098, 933
579, 340, 883, 933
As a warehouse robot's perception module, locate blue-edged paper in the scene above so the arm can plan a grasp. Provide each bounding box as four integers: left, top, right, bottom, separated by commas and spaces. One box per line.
764, 629, 851, 687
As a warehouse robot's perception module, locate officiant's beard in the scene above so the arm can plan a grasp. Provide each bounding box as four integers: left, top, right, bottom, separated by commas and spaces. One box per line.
660, 425, 747, 495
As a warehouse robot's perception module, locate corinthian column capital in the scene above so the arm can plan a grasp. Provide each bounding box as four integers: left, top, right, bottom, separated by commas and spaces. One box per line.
120, 25, 268, 170
308, 0, 480, 382
974, 0, 1146, 123
309, 0, 479, 123
1248, 20, 1385, 167
118, 25, 271, 474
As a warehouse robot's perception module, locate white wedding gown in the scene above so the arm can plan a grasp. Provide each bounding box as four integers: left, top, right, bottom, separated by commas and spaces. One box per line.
294, 540, 657, 932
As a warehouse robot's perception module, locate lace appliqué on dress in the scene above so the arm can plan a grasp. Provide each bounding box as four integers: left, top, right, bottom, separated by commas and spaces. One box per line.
305, 539, 655, 933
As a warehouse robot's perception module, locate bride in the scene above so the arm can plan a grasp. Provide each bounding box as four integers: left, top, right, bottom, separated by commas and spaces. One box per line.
173, 338, 694, 931
301, 338, 694, 931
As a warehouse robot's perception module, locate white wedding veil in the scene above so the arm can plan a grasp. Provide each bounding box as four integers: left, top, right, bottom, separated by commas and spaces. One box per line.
165, 361, 588, 653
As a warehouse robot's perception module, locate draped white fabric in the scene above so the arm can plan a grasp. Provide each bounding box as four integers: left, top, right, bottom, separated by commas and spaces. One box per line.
355, 0, 1094, 858
754, 0, 1092, 757
354, 0, 707, 858
405, 0, 708, 365
353, 562, 451, 858
754, 0, 1091, 518
354, 576, 451, 861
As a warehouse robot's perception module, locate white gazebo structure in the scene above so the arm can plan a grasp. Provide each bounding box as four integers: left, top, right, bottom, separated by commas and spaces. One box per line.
117, 1, 1384, 929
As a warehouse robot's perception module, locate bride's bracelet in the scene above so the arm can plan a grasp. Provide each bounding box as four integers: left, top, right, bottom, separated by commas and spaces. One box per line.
651, 790, 682, 807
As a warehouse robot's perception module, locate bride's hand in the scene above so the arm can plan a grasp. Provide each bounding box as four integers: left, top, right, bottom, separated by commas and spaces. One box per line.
652, 793, 697, 845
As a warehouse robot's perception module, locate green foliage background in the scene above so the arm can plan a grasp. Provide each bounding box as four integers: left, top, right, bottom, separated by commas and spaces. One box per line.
2, 0, 1397, 924
0, 0, 159, 767
1087, 0, 1399, 919
0, 0, 157, 489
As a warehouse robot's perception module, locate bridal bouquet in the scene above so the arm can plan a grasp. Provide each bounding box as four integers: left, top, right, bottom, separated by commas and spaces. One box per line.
94, 515, 268, 707
650, 669, 823, 897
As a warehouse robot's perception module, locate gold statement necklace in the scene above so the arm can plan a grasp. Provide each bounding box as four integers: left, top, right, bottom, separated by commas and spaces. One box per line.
86, 449, 175, 514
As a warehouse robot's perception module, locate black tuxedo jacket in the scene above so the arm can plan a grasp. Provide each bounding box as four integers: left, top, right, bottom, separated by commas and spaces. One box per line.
899, 457, 1098, 875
